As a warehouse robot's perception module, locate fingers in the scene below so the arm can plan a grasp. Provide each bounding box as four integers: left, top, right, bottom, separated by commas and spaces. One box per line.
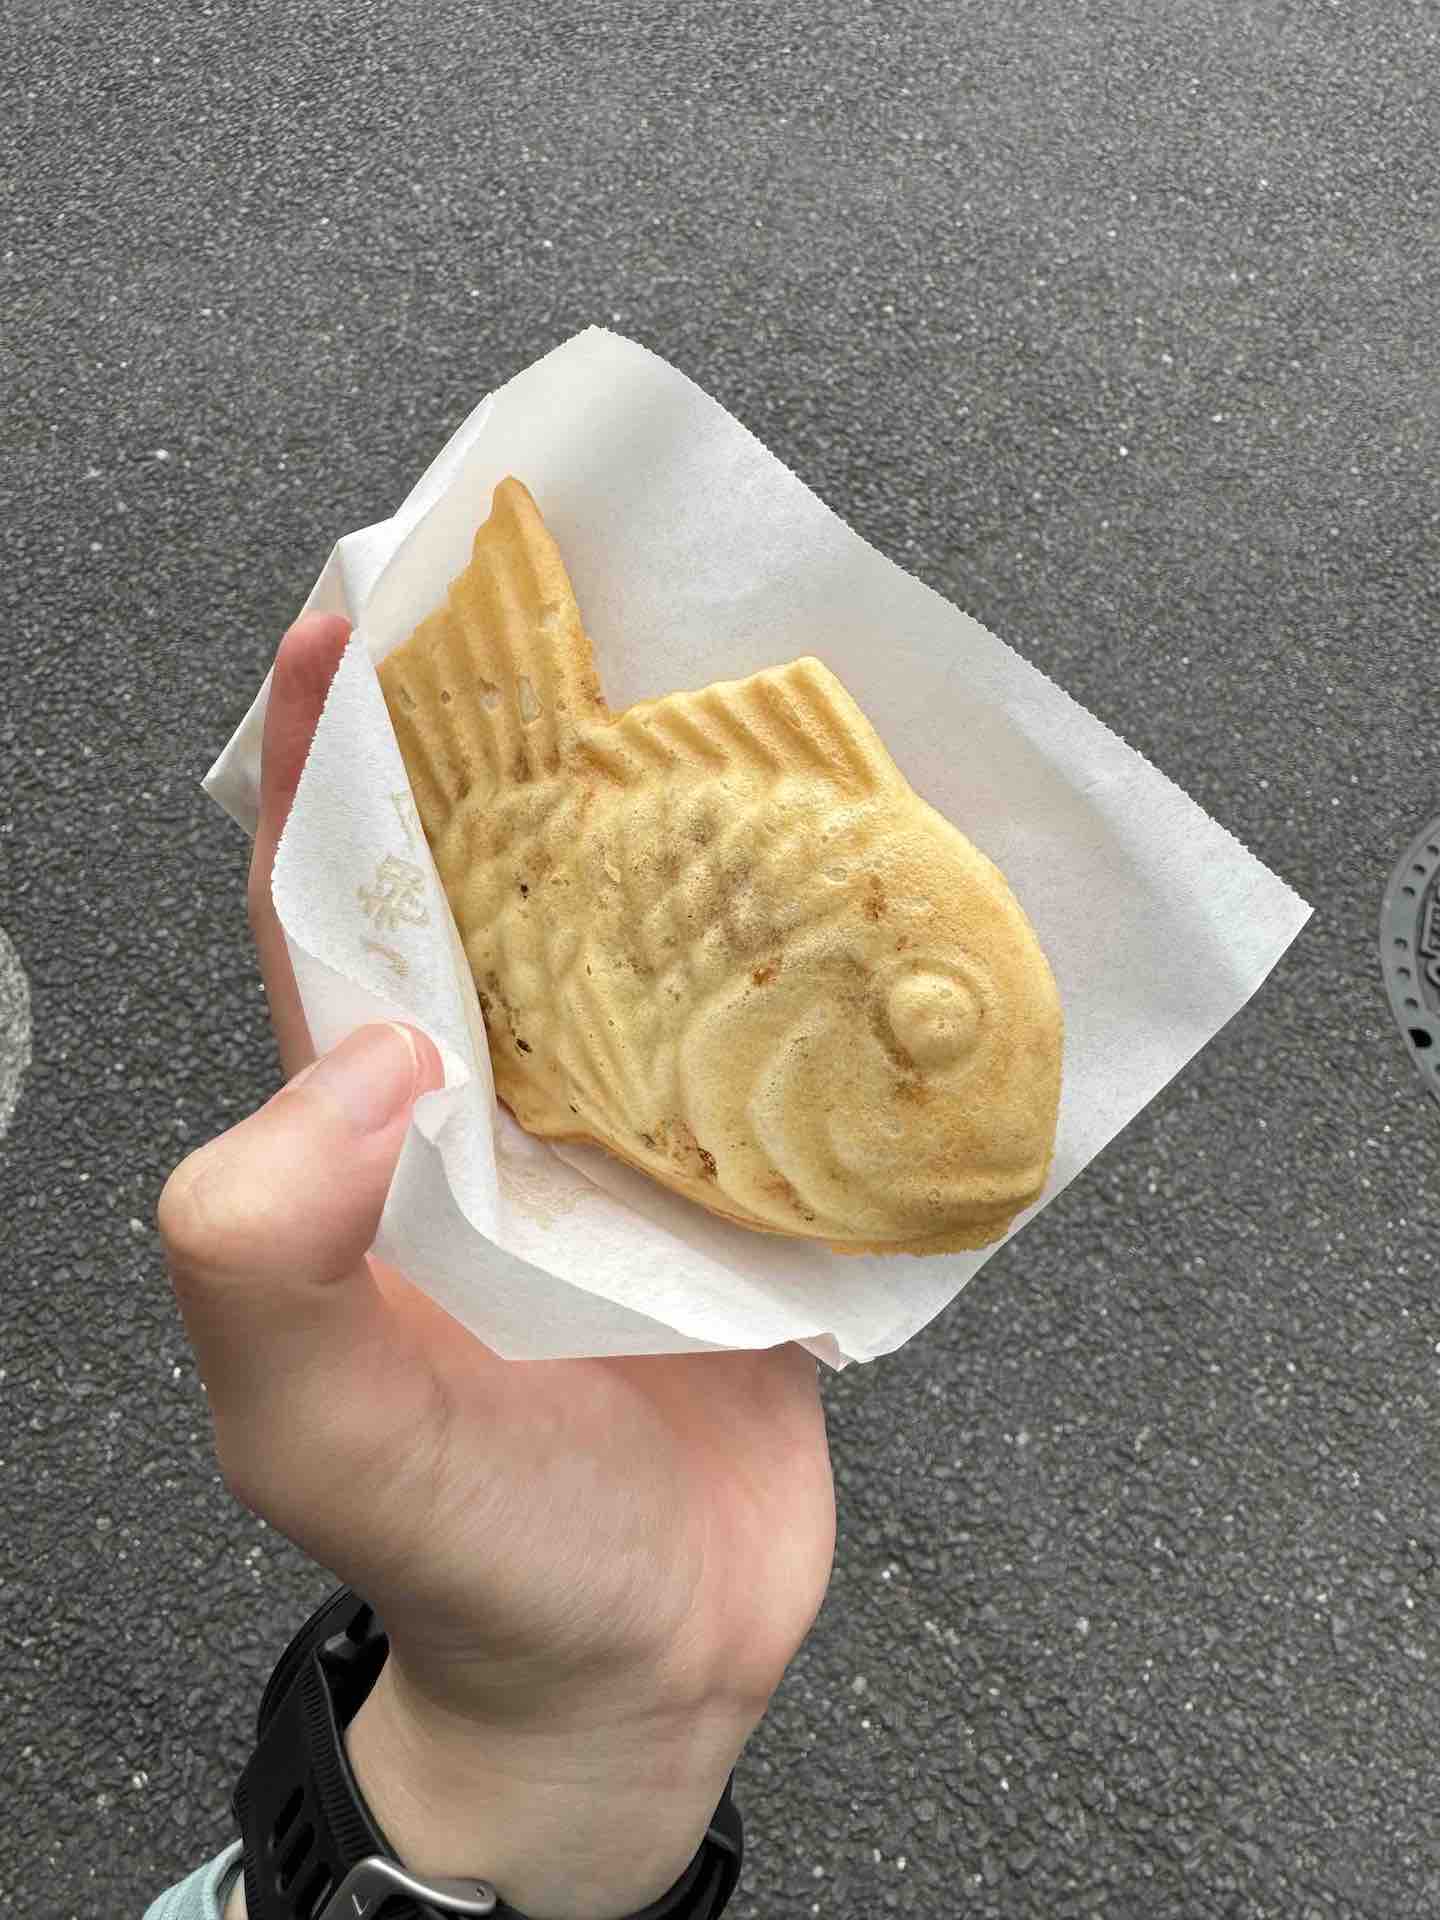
159, 1021, 451, 1572
247, 612, 353, 1080
159, 1022, 444, 1430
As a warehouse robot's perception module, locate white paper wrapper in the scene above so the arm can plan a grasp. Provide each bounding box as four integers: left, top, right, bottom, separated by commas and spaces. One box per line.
204, 326, 1311, 1370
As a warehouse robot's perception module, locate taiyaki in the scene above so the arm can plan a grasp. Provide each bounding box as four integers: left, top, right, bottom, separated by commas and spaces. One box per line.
378, 477, 1063, 1256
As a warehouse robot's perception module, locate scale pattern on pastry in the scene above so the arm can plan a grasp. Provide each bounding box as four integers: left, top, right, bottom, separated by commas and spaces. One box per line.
378, 477, 1063, 1255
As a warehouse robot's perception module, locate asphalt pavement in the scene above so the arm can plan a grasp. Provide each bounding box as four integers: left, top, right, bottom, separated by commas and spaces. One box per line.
3, 3, 1439, 1915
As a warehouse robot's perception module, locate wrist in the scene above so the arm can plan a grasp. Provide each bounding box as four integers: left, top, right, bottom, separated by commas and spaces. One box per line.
222, 1864, 247, 1920
339, 1652, 754, 1920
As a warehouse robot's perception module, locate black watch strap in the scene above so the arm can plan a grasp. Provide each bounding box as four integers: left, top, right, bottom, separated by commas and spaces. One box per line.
232, 1585, 743, 1920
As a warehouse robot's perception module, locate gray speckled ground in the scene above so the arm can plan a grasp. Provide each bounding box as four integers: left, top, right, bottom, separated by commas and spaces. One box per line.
3, 3, 1439, 1915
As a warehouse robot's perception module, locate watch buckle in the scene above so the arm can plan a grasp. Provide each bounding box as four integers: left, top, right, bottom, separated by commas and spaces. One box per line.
316, 1854, 498, 1919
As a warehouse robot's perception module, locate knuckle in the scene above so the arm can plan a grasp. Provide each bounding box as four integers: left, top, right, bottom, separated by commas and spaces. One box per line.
156, 1150, 240, 1282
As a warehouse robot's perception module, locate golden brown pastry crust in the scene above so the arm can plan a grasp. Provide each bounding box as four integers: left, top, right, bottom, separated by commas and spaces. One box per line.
379, 477, 1063, 1255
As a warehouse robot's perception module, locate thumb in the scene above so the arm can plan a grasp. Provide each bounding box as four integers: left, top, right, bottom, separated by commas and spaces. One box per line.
159, 1022, 443, 1426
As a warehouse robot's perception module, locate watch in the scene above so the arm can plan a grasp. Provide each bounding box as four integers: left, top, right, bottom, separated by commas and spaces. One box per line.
232, 1584, 744, 1920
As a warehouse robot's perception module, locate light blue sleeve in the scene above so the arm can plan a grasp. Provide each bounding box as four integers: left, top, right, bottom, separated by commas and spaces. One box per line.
141, 1840, 244, 1920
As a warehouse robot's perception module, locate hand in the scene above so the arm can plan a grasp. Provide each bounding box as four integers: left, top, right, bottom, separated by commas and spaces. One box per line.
158, 614, 837, 1920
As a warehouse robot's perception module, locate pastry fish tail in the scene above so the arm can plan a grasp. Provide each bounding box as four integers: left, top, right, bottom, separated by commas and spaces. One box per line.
377, 475, 611, 829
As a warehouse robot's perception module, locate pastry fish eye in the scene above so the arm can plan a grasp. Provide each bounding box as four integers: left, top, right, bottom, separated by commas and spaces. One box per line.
880, 963, 985, 1073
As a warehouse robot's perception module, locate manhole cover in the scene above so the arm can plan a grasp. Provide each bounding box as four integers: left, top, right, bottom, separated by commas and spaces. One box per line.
1381, 815, 1440, 1106
0, 924, 32, 1147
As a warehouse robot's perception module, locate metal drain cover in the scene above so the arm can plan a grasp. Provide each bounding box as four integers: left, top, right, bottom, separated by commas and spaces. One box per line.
1381, 815, 1440, 1106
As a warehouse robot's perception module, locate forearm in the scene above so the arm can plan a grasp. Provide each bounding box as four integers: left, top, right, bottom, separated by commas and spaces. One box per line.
223, 1655, 755, 1920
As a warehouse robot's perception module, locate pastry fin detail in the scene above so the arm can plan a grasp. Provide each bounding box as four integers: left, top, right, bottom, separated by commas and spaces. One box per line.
590, 658, 896, 793
378, 476, 609, 821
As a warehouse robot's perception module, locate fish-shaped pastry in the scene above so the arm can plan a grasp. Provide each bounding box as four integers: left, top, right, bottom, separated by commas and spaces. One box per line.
378, 477, 1063, 1256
